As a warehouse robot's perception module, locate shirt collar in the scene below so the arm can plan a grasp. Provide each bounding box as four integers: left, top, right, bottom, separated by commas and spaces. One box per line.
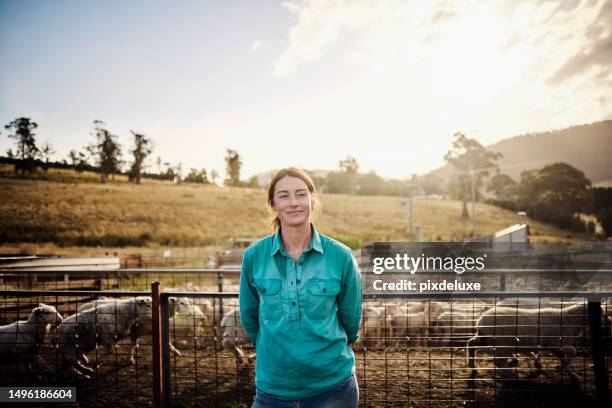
271, 223, 324, 256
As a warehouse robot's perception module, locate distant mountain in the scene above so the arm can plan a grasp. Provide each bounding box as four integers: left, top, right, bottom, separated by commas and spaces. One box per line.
429, 120, 612, 186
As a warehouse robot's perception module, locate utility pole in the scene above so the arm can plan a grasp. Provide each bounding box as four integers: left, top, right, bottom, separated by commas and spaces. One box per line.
470, 168, 477, 239
401, 194, 414, 238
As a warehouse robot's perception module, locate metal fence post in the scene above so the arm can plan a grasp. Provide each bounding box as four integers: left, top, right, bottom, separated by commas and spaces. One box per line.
161, 293, 172, 408
152, 282, 164, 408
587, 300, 609, 405
218, 271, 224, 317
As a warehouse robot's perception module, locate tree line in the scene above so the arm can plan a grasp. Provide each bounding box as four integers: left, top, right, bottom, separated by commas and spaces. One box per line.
311, 132, 611, 237
3, 116, 610, 236
1, 117, 248, 186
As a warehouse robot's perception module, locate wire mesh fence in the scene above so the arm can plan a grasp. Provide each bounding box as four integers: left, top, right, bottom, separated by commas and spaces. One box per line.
158, 291, 612, 408
0, 277, 610, 407
0, 290, 153, 408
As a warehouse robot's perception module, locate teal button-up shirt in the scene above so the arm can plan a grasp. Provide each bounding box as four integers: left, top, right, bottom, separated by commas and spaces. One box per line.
239, 224, 362, 399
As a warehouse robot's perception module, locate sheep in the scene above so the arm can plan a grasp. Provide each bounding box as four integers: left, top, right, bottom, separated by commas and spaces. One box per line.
220, 308, 250, 350
0, 304, 63, 377
387, 312, 431, 348
466, 303, 590, 382
220, 308, 254, 371
432, 310, 481, 346
55, 296, 152, 378
355, 306, 388, 348
168, 297, 208, 353
77, 296, 196, 356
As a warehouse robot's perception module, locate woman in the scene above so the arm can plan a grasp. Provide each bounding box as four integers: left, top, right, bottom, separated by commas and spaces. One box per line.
239, 167, 362, 408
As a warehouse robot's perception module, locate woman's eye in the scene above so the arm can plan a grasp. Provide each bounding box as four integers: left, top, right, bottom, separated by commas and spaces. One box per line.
298, 193, 306, 197
279, 195, 288, 199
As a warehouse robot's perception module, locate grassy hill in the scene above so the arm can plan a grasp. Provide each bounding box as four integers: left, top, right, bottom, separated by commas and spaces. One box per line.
429, 120, 612, 186
0, 172, 593, 256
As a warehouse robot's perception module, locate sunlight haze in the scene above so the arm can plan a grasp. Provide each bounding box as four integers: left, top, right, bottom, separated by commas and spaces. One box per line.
1, 0, 610, 180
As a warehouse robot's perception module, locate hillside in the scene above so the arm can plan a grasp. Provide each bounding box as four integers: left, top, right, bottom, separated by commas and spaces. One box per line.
430, 120, 612, 186
0, 177, 591, 254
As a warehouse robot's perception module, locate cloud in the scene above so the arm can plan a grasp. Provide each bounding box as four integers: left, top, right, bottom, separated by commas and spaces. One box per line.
251, 41, 262, 52
272, 0, 612, 128
546, 0, 612, 85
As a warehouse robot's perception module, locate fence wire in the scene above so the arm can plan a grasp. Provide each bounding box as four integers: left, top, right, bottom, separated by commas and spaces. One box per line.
0, 290, 152, 408
159, 291, 612, 408
0, 274, 610, 408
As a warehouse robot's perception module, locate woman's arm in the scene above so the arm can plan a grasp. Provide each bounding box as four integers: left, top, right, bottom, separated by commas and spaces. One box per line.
239, 248, 260, 345
337, 251, 362, 343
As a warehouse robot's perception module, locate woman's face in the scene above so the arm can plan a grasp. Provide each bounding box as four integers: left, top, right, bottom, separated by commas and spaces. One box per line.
272, 175, 312, 228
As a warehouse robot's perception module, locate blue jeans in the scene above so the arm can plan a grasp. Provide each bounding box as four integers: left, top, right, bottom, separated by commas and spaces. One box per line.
251, 374, 359, 408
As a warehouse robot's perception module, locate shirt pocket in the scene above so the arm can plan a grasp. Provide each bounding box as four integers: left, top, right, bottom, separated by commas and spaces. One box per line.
254, 279, 282, 321
306, 278, 341, 320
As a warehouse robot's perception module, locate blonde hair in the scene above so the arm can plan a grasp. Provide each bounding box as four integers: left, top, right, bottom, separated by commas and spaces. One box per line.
267, 167, 320, 231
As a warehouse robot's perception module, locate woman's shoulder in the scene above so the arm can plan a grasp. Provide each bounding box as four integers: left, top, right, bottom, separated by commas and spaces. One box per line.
243, 233, 276, 258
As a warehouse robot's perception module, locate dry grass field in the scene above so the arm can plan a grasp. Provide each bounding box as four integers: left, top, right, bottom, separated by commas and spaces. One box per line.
0, 167, 592, 257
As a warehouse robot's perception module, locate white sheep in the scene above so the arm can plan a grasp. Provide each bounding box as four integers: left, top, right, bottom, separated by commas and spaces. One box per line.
0, 304, 63, 376
355, 306, 387, 348
220, 308, 250, 350
387, 311, 431, 348
167, 297, 208, 353
466, 303, 590, 382
55, 296, 152, 378
77, 296, 194, 356
220, 308, 254, 369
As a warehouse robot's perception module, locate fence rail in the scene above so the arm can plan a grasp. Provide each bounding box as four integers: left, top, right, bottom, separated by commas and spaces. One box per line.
3, 267, 612, 294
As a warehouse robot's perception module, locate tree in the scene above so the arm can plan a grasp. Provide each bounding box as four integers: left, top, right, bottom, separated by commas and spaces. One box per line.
4, 117, 39, 175
224, 149, 242, 186
87, 120, 122, 183
39, 143, 55, 172
155, 156, 162, 174
338, 156, 359, 173
599, 206, 612, 237
326, 156, 360, 194
185, 168, 208, 183
210, 169, 219, 185
444, 132, 502, 217
518, 162, 591, 230
175, 162, 183, 181
358, 171, 383, 195
128, 130, 153, 184
248, 175, 260, 188
68, 150, 78, 167
416, 174, 446, 196
487, 173, 517, 201
68, 149, 89, 173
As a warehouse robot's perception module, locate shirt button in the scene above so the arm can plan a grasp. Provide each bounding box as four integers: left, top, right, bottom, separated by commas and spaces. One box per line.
296, 279, 301, 284
262, 288, 266, 293
292, 301, 296, 306
322, 288, 327, 293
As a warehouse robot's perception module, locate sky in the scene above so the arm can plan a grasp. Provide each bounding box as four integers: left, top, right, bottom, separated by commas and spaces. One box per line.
1, 0, 611, 180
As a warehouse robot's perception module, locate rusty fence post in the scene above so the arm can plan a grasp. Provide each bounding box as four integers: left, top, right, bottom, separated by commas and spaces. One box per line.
152, 281, 164, 408
587, 299, 609, 406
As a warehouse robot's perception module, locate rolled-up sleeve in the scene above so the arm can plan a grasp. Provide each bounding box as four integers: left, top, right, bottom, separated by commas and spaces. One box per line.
337, 251, 362, 343
239, 248, 260, 345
